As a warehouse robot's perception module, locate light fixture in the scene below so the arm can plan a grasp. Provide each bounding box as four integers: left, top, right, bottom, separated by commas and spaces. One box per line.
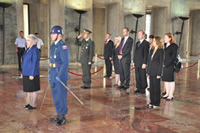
74, 9, 87, 61
132, 14, 144, 50
176, 16, 189, 48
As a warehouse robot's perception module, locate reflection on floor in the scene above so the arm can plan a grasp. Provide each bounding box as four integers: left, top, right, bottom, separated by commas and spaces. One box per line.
0, 62, 200, 133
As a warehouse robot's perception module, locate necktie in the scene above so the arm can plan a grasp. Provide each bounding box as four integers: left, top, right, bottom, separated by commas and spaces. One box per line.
138, 41, 142, 47
105, 40, 108, 46
119, 39, 125, 54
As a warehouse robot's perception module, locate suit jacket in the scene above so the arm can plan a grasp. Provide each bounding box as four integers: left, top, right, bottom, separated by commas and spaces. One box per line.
112, 46, 120, 62
133, 39, 149, 67
147, 49, 164, 76
104, 40, 114, 59
75, 38, 95, 64
22, 45, 40, 76
164, 43, 178, 67
118, 36, 133, 64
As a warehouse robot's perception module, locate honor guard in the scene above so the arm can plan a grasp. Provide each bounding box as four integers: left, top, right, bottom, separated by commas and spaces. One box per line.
48, 25, 70, 126
75, 29, 95, 89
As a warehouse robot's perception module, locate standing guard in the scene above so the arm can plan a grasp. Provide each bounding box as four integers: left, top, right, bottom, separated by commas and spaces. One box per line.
48, 25, 70, 126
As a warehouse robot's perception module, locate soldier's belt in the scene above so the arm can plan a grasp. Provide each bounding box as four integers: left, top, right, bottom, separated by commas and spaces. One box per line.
49, 63, 56, 68
49, 63, 62, 68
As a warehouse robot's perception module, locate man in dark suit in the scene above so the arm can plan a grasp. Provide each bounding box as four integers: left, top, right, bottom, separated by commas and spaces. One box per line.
133, 30, 149, 94
75, 29, 95, 89
104, 33, 114, 78
117, 27, 133, 90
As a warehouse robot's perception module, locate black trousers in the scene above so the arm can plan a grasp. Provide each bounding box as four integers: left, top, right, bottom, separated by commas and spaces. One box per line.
135, 66, 147, 92
150, 76, 161, 106
105, 59, 112, 77
81, 63, 91, 87
17, 47, 25, 71
119, 60, 131, 87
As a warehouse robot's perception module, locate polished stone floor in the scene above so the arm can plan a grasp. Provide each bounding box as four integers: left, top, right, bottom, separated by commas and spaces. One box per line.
0, 61, 200, 133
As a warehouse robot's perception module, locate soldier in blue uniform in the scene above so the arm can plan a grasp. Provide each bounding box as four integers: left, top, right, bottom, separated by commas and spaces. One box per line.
48, 25, 69, 126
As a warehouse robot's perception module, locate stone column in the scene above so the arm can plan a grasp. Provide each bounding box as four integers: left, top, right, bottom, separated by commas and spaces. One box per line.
16, 0, 23, 33
151, 7, 167, 37
48, 0, 65, 57
189, 10, 200, 56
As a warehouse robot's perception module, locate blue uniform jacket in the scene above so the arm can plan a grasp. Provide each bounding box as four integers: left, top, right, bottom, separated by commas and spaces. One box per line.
49, 40, 69, 82
22, 45, 40, 76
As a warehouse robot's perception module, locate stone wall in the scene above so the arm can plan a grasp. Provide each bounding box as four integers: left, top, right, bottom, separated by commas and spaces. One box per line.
0, 3, 18, 65
151, 7, 167, 37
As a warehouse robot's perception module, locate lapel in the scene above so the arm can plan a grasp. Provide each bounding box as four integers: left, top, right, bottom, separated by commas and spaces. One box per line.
24, 45, 36, 58
151, 49, 160, 60
139, 40, 145, 47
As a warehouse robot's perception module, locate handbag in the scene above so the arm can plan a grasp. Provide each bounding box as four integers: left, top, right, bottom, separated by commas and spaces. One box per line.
174, 50, 183, 73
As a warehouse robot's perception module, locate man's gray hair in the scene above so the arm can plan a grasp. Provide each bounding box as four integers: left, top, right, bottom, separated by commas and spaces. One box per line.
27, 34, 37, 44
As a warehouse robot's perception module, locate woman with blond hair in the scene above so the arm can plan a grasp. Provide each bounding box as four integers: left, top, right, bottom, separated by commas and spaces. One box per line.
112, 36, 121, 87
147, 36, 164, 108
161, 33, 178, 101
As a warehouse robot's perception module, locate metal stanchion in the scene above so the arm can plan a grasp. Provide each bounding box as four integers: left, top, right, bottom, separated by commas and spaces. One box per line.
103, 63, 106, 75
112, 65, 114, 74
103, 63, 106, 88
197, 60, 200, 79
95, 53, 97, 75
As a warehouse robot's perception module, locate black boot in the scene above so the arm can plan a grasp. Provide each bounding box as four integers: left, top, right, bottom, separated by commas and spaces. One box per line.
56, 115, 66, 126
49, 114, 60, 122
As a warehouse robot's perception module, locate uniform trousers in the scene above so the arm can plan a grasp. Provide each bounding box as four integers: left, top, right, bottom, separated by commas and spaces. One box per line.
50, 81, 68, 115
81, 63, 91, 87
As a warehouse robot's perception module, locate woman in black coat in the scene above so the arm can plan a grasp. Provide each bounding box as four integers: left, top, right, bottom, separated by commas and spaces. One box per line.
112, 36, 121, 87
147, 36, 164, 108
162, 33, 178, 101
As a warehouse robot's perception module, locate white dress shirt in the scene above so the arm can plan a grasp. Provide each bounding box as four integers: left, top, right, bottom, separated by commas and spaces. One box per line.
36, 38, 44, 49
122, 36, 129, 48
15, 37, 27, 48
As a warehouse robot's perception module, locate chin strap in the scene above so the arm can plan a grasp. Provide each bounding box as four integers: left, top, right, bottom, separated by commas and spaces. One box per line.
55, 34, 59, 41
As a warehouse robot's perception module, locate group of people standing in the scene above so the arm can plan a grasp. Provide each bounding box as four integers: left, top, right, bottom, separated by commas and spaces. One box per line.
15, 24, 178, 126
104, 27, 178, 109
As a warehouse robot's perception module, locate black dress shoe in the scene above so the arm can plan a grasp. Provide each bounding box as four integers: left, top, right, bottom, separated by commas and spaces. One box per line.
117, 85, 124, 89
166, 97, 174, 101
161, 96, 168, 99
80, 85, 86, 88
26, 105, 36, 110
162, 92, 166, 95
24, 104, 31, 108
83, 86, 91, 89
56, 117, 66, 126
147, 104, 153, 108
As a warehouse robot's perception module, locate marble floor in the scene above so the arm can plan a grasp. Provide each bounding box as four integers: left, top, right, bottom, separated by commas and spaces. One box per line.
0, 61, 200, 133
